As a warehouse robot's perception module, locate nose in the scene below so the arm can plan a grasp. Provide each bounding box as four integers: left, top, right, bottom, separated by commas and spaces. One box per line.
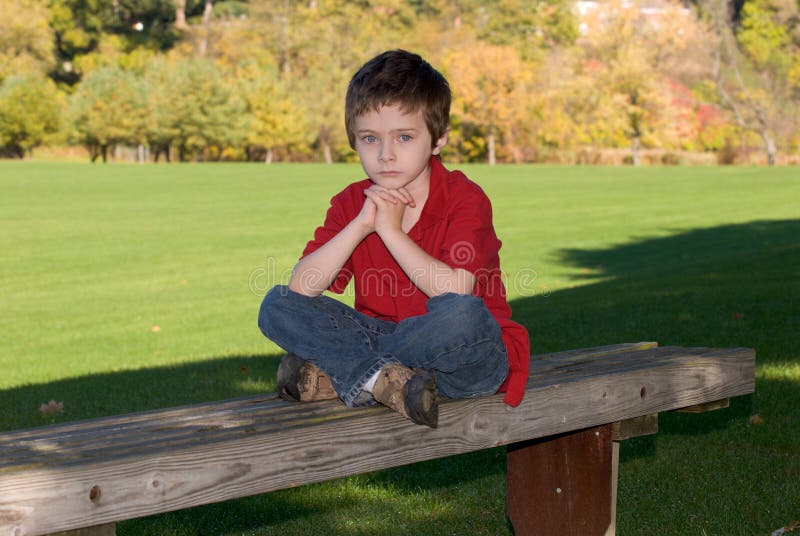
379, 142, 395, 162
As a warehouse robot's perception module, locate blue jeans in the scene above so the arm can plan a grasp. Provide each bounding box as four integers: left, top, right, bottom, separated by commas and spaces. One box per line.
258, 285, 508, 407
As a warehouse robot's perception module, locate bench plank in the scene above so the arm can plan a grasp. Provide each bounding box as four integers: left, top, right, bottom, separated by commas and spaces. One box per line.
0, 344, 755, 536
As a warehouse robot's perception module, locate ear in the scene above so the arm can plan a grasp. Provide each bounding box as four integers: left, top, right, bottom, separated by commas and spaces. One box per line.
432, 127, 450, 156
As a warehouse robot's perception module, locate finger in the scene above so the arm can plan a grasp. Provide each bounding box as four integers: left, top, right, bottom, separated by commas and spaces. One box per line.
366, 188, 398, 204
396, 187, 416, 207
364, 189, 395, 205
381, 188, 413, 206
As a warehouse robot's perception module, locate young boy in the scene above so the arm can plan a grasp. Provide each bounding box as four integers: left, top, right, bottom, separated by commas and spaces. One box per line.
258, 49, 530, 428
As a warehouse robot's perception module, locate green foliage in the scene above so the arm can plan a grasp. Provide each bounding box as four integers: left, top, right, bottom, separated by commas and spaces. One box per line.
700, 0, 799, 163
141, 57, 182, 160
166, 58, 246, 161
1, 0, 797, 162
477, 0, 578, 56
68, 65, 146, 160
0, 73, 62, 157
240, 66, 310, 162
738, 0, 792, 72
105, 0, 182, 50
49, 0, 114, 83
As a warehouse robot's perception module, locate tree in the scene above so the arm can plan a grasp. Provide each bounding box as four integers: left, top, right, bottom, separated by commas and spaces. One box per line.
49, 0, 116, 84
444, 41, 531, 164
539, 51, 629, 159
701, 0, 800, 165
68, 66, 146, 162
48, 0, 239, 85
741, 0, 800, 160
0, 74, 62, 157
475, 0, 578, 58
0, 0, 55, 82
141, 57, 182, 161
580, 0, 710, 165
240, 66, 309, 163
166, 58, 246, 161
249, 0, 417, 163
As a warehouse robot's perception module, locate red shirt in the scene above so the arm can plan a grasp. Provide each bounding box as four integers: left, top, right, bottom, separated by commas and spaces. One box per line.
302, 156, 530, 406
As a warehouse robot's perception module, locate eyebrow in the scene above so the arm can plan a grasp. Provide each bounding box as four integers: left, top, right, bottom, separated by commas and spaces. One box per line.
356, 127, 420, 134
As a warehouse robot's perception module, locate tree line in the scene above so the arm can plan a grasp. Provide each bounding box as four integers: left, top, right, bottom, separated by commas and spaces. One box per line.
0, 0, 798, 165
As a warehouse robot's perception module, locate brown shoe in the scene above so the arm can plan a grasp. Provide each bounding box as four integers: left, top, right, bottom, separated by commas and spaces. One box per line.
277, 353, 338, 402
373, 364, 438, 428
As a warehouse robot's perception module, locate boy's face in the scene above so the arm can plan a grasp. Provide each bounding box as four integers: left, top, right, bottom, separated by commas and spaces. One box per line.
354, 104, 448, 194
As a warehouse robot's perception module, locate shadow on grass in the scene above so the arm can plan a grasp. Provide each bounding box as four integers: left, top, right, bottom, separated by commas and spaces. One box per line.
0, 354, 282, 432
509, 218, 799, 469
3, 219, 798, 535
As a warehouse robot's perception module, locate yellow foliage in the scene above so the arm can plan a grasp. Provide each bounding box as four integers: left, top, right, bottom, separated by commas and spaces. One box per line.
0, 0, 55, 81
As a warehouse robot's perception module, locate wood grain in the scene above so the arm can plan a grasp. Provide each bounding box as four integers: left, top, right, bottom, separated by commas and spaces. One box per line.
507, 424, 615, 535
0, 344, 755, 536
611, 414, 659, 441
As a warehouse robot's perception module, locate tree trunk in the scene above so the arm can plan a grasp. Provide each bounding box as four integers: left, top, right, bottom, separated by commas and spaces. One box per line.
323, 142, 333, 164
175, 0, 187, 29
202, 0, 213, 24
199, 0, 213, 56
265, 148, 274, 164
488, 130, 496, 166
761, 130, 777, 166
280, 0, 292, 78
631, 135, 641, 166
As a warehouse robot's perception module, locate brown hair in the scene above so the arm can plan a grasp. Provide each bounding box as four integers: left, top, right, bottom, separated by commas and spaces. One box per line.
345, 49, 451, 149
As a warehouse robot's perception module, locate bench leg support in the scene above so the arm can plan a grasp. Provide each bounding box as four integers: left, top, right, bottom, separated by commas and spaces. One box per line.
48, 524, 116, 536
507, 424, 616, 536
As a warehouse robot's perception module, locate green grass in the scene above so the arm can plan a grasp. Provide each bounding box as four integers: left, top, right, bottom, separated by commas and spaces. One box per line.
1, 161, 798, 535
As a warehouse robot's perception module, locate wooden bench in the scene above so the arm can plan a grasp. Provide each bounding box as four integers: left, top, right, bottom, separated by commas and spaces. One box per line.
0, 342, 755, 536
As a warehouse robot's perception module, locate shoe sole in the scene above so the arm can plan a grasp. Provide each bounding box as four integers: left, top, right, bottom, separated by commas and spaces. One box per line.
276, 353, 305, 402
405, 372, 439, 428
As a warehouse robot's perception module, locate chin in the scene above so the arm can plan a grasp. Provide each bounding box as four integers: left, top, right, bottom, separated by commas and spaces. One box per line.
372, 175, 409, 187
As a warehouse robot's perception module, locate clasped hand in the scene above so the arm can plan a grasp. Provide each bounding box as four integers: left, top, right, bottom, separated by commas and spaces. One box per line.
358, 185, 415, 235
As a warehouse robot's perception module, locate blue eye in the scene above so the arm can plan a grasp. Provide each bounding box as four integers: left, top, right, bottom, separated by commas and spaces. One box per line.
399, 134, 412, 142
362, 135, 377, 143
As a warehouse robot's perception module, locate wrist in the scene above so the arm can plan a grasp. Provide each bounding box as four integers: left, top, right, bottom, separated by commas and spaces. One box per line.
376, 222, 403, 237
350, 217, 374, 239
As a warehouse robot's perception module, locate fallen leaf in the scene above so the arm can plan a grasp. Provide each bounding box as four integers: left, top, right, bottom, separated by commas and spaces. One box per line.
39, 400, 64, 418
151, 325, 161, 332
749, 414, 764, 425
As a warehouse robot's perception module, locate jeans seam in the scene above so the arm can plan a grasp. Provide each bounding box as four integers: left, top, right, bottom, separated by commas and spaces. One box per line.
344, 311, 393, 337
438, 336, 499, 357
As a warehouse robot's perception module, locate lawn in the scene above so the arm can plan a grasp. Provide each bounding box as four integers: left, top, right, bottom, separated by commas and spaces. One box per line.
1, 161, 798, 535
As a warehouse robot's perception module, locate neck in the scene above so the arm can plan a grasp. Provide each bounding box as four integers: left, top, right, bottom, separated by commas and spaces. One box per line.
409, 171, 430, 206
